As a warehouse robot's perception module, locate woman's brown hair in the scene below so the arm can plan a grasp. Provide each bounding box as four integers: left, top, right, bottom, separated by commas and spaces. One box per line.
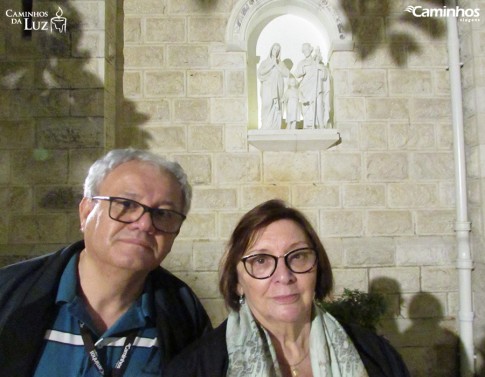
219, 199, 333, 311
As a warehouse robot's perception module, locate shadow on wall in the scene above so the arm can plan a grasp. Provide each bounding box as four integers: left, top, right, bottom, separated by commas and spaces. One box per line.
370, 278, 460, 377
0, 1, 150, 249
338, 0, 447, 66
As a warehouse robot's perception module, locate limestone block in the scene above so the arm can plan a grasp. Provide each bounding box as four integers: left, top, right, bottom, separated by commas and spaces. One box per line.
145, 126, 186, 151
173, 154, 212, 185
0, 186, 32, 214
68, 148, 103, 185
0, 61, 34, 88
174, 99, 209, 122
329, 51, 362, 69
334, 98, 365, 121
396, 236, 455, 266
123, 45, 165, 69
11, 149, 68, 184
439, 182, 455, 208
408, 44, 448, 67
35, 186, 83, 211
226, 70, 246, 96
129, 100, 171, 122
333, 122, 360, 150
72, 30, 105, 58
0, 151, 9, 184
174, 271, 219, 299
9, 214, 67, 244
389, 70, 432, 95
332, 268, 368, 294
146, 18, 186, 42
366, 152, 408, 181
215, 153, 260, 183
34, 89, 71, 117
188, 125, 223, 151
0, 120, 35, 149
168, 45, 209, 68
241, 186, 290, 210
343, 237, 395, 266
369, 267, 420, 293
123, 71, 142, 98
388, 183, 439, 208
192, 188, 238, 210
434, 70, 451, 95
189, 17, 226, 42
168, 0, 232, 13
124, 17, 142, 43
388, 123, 435, 150
349, 70, 387, 96
366, 98, 409, 120
351, 17, 386, 43
201, 298, 227, 327
210, 52, 246, 69
145, 70, 185, 96
187, 70, 223, 96
124, 0, 166, 13
162, 240, 193, 271
193, 240, 225, 271
416, 210, 455, 235
224, 124, 247, 152
412, 98, 451, 120
422, 267, 458, 292
70, 89, 104, 116
322, 153, 362, 182
37, 118, 103, 149
361, 122, 388, 150
179, 213, 216, 239
292, 185, 339, 208
219, 211, 245, 239
71, 1, 105, 30
411, 152, 454, 180
331, 70, 349, 96
343, 184, 385, 207
367, 210, 413, 236
210, 98, 247, 123
264, 152, 319, 183
321, 238, 344, 267
320, 210, 364, 237
67, 213, 82, 243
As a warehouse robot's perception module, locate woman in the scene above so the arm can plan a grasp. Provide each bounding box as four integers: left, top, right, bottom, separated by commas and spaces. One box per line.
257, 43, 290, 129
165, 200, 410, 377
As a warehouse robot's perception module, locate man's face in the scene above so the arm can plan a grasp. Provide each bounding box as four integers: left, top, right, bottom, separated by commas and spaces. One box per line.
79, 160, 184, 274
302, 44, 312, 58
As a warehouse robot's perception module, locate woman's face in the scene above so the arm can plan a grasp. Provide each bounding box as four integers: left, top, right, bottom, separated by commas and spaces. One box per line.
271, 44, 280, 57
236, 219, 317, 329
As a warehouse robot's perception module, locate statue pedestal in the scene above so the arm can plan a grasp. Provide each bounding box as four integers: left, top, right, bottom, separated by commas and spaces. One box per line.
248, 129, 340, 152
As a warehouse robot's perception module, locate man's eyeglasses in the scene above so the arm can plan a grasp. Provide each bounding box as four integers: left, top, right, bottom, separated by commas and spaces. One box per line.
92, 196, 186, 234
241, 247, 317, 280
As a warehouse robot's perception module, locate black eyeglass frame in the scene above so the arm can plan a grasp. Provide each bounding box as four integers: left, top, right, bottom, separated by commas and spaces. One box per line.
241, 247, 318, 280
91, 195, 186, 234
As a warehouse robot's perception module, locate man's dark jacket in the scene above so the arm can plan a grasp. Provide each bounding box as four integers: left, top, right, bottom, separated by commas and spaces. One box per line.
164, 320, 411, 377
0, 241, 212, 377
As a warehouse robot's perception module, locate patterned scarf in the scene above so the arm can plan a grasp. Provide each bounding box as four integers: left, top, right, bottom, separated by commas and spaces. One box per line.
226, 303, 368, 377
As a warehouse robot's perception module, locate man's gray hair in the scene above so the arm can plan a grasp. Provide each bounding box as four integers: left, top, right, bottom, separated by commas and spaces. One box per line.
83, 148, 192, 214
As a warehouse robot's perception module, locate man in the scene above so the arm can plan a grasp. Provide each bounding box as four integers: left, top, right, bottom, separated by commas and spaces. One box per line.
0, 149, 211, 376
294, 43, 328, 129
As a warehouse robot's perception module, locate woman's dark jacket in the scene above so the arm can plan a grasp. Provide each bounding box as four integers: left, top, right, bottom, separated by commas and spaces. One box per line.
164, 319, 410, 377
0, 240, 212, 377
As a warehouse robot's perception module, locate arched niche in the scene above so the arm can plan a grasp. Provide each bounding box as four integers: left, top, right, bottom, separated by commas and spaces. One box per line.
226, 0, 351, 150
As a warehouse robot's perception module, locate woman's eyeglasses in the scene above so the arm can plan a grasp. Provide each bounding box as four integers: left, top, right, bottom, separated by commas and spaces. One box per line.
241, 247, 317, 279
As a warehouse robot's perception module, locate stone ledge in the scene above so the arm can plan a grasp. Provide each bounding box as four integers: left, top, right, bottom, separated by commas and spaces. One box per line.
248, 129, 341, 152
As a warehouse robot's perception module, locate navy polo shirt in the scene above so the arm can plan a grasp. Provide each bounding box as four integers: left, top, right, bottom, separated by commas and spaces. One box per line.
33, 254, 162, 376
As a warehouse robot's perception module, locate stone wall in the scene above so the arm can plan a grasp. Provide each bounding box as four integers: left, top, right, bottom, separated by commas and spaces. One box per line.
2, 0, 484, 375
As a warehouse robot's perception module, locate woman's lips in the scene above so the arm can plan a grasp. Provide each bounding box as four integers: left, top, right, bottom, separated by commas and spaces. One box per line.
272, 293, 299, 304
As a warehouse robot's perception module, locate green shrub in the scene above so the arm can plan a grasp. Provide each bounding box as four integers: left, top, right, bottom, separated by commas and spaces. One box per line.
317, 289, 388, 332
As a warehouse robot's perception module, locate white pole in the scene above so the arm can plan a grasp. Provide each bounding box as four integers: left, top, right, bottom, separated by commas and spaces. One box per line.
445, 1, 475, 375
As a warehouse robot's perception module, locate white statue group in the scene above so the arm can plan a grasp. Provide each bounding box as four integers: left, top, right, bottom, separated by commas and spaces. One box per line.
258, 42, 330, 130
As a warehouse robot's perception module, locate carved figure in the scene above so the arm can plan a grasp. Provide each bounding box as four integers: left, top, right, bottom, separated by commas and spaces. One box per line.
282, 76, 300, 129
294, 43, 329, 129
257, 43, 290, 129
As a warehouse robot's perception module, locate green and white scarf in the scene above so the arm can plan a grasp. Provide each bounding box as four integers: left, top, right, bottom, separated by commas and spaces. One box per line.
226, 303, 368, 377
